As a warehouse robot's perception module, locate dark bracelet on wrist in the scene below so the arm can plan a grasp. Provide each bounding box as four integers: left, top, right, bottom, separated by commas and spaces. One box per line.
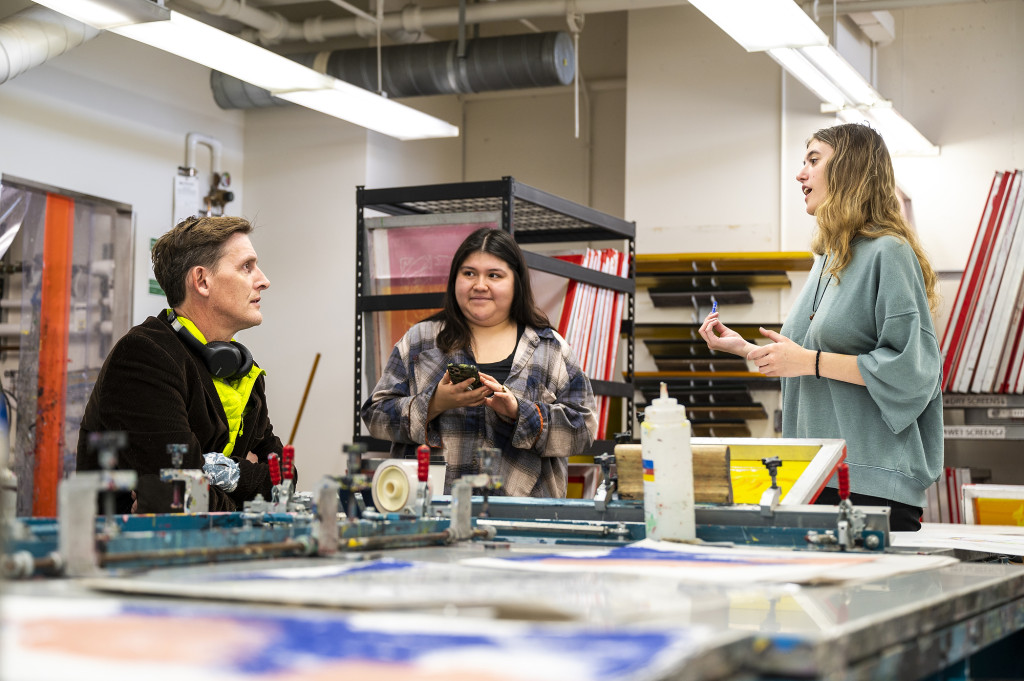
815, 349, 822, 379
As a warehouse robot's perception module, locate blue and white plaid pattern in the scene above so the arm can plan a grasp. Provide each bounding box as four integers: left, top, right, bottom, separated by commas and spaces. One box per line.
361, 321, 597, 497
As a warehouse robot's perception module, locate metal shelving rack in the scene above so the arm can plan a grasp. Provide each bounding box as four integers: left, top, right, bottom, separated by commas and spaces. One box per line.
354, 176, 636, 456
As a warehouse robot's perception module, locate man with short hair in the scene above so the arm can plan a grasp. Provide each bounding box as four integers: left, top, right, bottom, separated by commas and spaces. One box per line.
77, 216, 283, 513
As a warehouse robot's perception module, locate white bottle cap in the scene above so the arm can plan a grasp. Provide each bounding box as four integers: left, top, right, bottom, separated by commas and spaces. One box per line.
644, 382, 687, 424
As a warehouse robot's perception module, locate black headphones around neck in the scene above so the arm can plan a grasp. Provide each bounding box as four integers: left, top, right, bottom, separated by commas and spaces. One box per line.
166, 309, 254, 380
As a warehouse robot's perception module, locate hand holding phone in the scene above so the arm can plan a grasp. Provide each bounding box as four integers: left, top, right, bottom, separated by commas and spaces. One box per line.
447, 363, 483, 390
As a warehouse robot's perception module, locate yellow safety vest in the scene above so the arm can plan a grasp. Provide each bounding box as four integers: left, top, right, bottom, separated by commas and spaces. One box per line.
176, 316, 265, 457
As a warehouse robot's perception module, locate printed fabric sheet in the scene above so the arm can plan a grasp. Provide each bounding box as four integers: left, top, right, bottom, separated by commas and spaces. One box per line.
1, 594, 739, 681
462, 539, 958, 585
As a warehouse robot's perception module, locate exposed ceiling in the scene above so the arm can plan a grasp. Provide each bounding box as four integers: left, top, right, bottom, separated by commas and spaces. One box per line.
178, 0, 631, 47
164, 0, 987, 49
159, 0, 996, 85
0, 0, 1004, 99
170, 0, 639, 83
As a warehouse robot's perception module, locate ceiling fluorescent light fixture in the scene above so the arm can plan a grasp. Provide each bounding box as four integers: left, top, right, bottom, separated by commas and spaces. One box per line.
801, 46, 884, 107
278, 84, 461, 142
838, 106, 939, 156
113, 12, 335, 93
689, 0, 828, 51
116, 12, 457, 139
685, 0, 936, 156
767, 48, 848, 107
31, 0, 169, 29
33, 0, 458, 140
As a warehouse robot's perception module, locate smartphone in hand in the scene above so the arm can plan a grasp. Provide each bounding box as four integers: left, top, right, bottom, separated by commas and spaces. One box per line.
447, 362, 483, 390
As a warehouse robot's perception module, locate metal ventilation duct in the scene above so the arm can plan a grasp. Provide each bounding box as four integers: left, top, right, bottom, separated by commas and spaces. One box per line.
211, 31, 575, 110
0, 6, 99, 86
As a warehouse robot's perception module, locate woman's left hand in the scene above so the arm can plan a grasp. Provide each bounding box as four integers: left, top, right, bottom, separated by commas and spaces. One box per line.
479, 371, 519, 419
747, 327, 815, 377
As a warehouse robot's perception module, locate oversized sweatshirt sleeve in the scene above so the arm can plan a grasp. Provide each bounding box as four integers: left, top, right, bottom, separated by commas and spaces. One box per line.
360, 336, 437, 447
856, 241, 941, 434
510, 334, 598, 457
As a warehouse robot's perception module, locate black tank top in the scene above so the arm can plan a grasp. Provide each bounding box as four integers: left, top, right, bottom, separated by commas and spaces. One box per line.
477, 324, 524, 385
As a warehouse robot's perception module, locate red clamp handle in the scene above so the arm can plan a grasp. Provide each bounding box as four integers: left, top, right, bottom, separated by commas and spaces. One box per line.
282, 445, 295, 481
268, 453, 282, 486
837, 462, 850, 501
416, 444, 430, 483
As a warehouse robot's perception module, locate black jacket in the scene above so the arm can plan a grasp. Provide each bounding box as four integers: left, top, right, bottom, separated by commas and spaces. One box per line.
77, 314, 282, 513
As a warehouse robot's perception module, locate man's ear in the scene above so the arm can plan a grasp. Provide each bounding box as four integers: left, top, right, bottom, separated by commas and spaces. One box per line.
189, 266, 212, 299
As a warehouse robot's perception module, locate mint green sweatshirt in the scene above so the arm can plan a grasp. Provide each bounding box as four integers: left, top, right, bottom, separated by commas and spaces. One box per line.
780, 235, 943, 508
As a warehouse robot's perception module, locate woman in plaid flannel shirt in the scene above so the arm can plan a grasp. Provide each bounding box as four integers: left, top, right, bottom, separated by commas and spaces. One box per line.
361, 228, 598, 497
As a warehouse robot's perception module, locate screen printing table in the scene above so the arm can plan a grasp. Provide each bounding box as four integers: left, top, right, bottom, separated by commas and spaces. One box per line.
4, 528, 1024, 681
5, 436, 1024, 681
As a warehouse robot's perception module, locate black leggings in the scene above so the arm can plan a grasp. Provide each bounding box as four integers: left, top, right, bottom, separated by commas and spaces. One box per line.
814, 487, 923, 532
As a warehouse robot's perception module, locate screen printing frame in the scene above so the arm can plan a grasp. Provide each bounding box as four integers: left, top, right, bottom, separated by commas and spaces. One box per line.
692, 437, 847, 505
961, 483, 1024, 525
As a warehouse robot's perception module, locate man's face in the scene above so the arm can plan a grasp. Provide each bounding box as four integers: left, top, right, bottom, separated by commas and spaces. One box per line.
207, 232, 270, 336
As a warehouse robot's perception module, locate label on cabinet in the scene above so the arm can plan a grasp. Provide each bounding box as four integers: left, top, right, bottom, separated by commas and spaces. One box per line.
987, 409, 1024, 419
943, 425, 1007, 439
943, 395, 1008, 408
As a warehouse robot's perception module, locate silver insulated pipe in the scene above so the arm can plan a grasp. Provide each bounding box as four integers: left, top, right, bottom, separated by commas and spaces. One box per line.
211, 31, 575, 109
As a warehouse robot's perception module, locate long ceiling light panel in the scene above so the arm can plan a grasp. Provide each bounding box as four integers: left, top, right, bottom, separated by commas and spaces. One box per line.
689, 0, 937, 155
688, 0, 829, 51
837, 106, 938, 157
801, 45, 885, 108
31, 0, 459, 141
766, 47, 848, 107
32, 0, 171, 28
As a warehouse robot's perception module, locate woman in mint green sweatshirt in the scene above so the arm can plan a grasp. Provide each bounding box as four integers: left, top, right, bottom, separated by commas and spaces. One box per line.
699, 123, 942, 531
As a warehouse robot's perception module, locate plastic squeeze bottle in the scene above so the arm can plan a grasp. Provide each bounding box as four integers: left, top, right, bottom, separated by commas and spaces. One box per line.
641, 382, 695, 541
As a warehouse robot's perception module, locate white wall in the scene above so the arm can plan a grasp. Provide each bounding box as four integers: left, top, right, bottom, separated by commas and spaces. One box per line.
879, 2, 1024, 273
238, 106, 369, 484
365, 95, 464, 188
464, 90, 590, 202
589, 84, 628, 220
0, 32, 246, 326
625, 6, 785, 256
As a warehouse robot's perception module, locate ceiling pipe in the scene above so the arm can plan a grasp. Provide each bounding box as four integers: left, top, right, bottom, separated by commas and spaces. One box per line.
178, 0, 690, 44
183, 0, 292, 42
190, 0, 1020, 44
0, 5, 100, 86
210, 31, 575, 108
806, 0, 1016, 13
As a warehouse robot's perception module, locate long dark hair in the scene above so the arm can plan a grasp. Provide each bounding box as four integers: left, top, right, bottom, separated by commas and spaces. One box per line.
429, 228, 550, 353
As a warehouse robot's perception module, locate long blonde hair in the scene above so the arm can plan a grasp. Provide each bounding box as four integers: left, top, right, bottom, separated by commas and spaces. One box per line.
810, 123, 939, 313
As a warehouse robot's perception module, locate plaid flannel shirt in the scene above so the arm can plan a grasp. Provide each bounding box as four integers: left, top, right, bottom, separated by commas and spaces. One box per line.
361, 320, 597, 497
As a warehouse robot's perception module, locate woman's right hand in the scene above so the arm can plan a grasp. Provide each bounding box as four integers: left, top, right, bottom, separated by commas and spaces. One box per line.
427, 370, 492, 421
698, 310, 756, 358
